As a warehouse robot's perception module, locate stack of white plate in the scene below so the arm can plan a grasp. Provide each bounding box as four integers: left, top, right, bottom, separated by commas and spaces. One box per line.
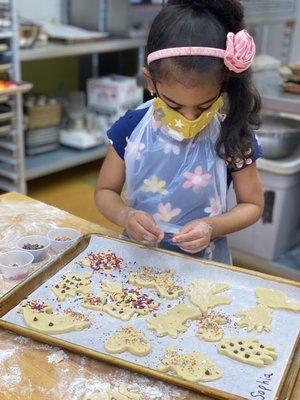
25, 126, 59, 155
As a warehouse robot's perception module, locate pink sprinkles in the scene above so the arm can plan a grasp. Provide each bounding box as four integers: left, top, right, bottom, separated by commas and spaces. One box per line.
109, 287, 159, 312
79, 250, 122, 273
22, 299, 49, 312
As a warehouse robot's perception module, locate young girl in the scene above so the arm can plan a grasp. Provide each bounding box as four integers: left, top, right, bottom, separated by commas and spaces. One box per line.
94, 0, 264, 265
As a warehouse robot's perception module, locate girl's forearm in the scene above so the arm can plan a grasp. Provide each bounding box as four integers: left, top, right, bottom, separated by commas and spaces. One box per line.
94, 189, 130, 228
201, 203, 263, 240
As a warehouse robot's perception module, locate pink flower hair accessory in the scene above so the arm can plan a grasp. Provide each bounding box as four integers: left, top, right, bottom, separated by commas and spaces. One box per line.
147, 29, 255, 74
224, 30, 255, 73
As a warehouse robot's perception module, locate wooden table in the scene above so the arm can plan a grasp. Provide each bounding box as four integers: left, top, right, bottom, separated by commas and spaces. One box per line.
0, 192, 299, 400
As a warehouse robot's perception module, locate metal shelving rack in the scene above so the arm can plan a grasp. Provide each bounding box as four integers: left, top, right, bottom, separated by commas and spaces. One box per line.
20, 37, 145, 184
0, 0, 31, 193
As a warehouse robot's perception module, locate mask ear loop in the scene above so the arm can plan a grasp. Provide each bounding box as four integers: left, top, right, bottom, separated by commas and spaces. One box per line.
152, 81, 159, 98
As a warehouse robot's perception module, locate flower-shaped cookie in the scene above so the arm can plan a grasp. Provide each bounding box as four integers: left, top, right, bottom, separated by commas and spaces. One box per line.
235, 305, 272, 332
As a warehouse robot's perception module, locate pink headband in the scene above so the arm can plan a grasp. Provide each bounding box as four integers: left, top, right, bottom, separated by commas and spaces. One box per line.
147, 29, 255, 74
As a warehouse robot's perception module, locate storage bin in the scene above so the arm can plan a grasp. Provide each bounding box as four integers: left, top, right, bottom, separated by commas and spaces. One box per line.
26, 102, 61, 130
228, 151, 300, 260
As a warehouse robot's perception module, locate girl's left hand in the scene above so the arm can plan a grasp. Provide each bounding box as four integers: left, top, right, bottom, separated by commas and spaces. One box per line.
172, 220, 213, 254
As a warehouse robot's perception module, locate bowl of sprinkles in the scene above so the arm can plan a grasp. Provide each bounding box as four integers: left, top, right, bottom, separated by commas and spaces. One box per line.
48, 228, 81, 253
0, 250, 34, 280
17, 235, 50, 262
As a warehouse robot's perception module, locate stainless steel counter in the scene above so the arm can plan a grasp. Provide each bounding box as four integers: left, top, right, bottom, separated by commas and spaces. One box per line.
254, 70, 300, 114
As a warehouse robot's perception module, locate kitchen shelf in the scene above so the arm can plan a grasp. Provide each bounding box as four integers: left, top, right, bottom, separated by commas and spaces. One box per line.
20, 38, 146, 61
25, 143, 108, 180
0, 31, 12, 39
0, 110, 13, 121
0, 62, 11, 72
0, 81, 32, 95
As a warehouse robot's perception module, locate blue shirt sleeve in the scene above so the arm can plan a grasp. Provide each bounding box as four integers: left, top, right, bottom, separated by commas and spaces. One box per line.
227, 133, 264, 186
107, 107, 148, 160
228, 133, 264, 173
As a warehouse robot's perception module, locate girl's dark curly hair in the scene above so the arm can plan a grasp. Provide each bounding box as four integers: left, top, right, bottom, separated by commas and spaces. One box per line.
146, 0, 261, 165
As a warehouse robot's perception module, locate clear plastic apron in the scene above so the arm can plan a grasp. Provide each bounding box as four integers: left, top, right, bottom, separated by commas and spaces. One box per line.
124, 101, 232, 264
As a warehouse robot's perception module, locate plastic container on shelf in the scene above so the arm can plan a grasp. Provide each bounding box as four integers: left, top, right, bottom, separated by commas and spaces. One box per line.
0, 250, 34, 280
16, 235, 50, 262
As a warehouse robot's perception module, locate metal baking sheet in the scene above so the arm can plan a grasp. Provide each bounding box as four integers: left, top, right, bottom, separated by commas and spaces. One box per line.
1, 234, 300, 400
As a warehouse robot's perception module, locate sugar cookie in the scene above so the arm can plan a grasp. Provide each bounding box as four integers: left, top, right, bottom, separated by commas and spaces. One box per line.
129, 266, 184, 299
105, 326, 151, 356
218, 338, 277, 367
196, 312, 229, 342
235, 305, 272, 332
148, 304, 201, 338
256, 287, 300, 312
52, 273, 91, 301
22, 302, 90, 334
158, 347, 222, 382
188, 279, 231, 312
82, 282, 159, 321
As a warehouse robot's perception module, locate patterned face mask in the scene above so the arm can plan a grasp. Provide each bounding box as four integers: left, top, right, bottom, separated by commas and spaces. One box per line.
153, 96, 224, 141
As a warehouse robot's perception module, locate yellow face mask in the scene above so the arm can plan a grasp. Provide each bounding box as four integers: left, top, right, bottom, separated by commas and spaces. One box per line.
153, 96, 224, 141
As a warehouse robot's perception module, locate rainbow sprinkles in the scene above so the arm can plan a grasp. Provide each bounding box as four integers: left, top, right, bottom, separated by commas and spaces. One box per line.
77, 250, 123, 274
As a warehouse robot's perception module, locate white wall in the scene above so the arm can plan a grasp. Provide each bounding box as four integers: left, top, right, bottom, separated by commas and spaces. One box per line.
291, 0, 300, 61
16, 0, 61, 24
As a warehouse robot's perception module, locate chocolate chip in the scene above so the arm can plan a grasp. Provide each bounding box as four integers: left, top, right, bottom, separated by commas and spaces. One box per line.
61, 290, 65, 293
234, 350, 238, 354
33, 317, 38, 321
55, 285, 59, 288
221, 345, 226, 349
256, 352, 261, 356
240, 347, 245, 351
229, 343, 234, 347
49, 322, 54, 326
205, 370, 210, 375
66, 287, 70, 290
238, 341, 243, 345
260, 345, 264, 348
245, 354, 250, 358
249, 346, 253, 349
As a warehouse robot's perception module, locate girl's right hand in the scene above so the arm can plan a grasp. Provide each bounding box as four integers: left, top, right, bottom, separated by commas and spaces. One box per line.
124, 209, 164, 245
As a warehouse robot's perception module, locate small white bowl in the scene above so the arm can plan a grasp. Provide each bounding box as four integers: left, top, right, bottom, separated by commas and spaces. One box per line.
17, 235, 50, 262
0, 250, 34, 280
48, 228, 81, 253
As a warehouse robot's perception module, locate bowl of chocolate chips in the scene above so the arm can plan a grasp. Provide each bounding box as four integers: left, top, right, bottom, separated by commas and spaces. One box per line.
17, 235, 50, 262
